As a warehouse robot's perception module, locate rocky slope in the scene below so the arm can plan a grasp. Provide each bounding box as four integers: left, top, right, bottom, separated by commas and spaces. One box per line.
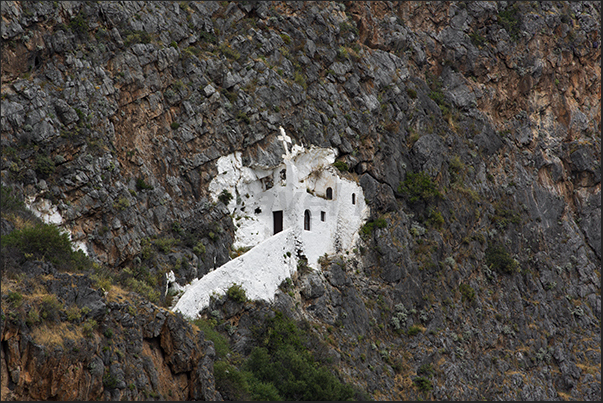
1, 1, 600, 400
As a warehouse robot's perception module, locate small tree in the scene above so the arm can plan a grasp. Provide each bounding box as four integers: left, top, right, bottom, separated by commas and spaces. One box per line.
226, 283, 247, 303
218, 189, 233, 205
485, 242, 518, 274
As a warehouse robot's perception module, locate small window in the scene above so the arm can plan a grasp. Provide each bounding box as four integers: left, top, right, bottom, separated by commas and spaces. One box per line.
352, 193, 356, 205
304, 210, 311, 231
326, 187, 333, 200
321, 211, 326, 222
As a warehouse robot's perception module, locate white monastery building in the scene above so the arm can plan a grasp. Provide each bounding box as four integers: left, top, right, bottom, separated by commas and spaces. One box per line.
173, 127, 369, 318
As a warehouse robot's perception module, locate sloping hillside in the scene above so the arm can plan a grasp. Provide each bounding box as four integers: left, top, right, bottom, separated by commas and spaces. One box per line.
1, 1, 600, 400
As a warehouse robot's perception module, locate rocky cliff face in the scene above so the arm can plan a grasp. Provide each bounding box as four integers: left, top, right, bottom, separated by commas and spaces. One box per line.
1, 1, 600, 401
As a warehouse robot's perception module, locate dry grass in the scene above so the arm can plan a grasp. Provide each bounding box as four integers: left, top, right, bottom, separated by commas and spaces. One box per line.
0, 278, 19, 295
3, 213, 35, 230
31, 322, 84, 347
576, 362, 599, 375
106, 284, 130, 302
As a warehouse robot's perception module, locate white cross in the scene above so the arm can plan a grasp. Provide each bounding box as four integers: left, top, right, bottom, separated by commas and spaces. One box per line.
277, 126, 292, 156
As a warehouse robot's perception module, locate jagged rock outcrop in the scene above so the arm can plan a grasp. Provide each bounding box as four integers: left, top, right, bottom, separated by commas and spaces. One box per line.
1, 1, 600, 401
0, 261, 221, 401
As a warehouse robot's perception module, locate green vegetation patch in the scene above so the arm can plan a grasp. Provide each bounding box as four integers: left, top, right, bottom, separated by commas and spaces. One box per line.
490, 201, 521, 229
498, 3, 521, 40
485, 242, 518, 274
413, 376, 433, 392
399, 171, 442, 204
333, 160, 349, 172
226, 283, 247, 303
459, 283, 475, 303
360, 217, 387, 239
2, 222, 91, 271
218, 189, 233, 205
244, 312, 357, 401
136, 177, 154, 190
202, 311, 361, 401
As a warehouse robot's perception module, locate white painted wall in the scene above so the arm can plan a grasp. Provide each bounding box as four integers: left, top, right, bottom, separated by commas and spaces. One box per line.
173, 130, 370, 317
208, 140, 368, 268
173, 228, 299, 319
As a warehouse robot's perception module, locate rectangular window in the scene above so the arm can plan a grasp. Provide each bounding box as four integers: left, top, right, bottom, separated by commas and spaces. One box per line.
321, 211, 326, 222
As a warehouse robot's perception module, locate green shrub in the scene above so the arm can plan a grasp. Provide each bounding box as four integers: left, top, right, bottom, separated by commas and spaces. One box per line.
293, 71, 307, 89
469, 31, 486, 47
333, 161, 348, 172
218, 189, 233, 205
123, 30, 152, 47
236, 111, 250, 124
125, 277, 160, 303
459, 283, 475, 303
192, 318, 230, 358
26, 307, 40, 325
490, 201, 521, 229
214, 361, 252, 401
40, 294, 62, 321
170, 122, 180, 130
427, 208, 444, 228
82, 319, 97, 337
183, 46, 201, 59
485, 242, 518, 274
154, 237, 177, 254
7, 291, 23, 308
103, 372, 118, 389
66, 305, 82, 322
448, 155, 465, 184
417, 363, 434, 377
280, 33, 291, 44
408, 325, 422, 336
226, 283, 247, 303
193, 242, 206, 256
113, 197, 129, 211
245, 312, 356, 401
360, 217, 387, 239
68, 12, 88, 36
0, 184, 25, 212
413, 376, 433, 392
428, 90, 445, 105
339, 21, 359, 36
406, 88, 417, 99
219, 43, 241, 60
399, 172, 442, 204
1, 222, 89, 270
498, 4, 521, 40
136, 177, 154, 190
199, 30, 217, 44
35, 154, 56, 177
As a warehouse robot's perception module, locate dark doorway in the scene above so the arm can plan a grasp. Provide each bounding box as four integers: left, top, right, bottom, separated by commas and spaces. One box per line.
326, 187, 333, 200
352, 193, 356, 205
304, 210, 311, 231
273, 210, 283, 234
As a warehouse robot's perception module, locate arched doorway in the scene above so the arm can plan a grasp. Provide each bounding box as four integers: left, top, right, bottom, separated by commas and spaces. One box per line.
304, 210, 311, 231
326, 187, 333, 200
